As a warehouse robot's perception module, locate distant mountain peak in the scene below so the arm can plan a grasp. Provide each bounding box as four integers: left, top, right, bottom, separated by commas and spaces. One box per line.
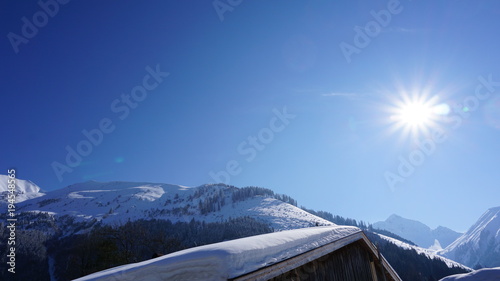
429, 239, 443, 251
435, 225, 451, 231
0, 174, 45, 203
387, 214, 403, 220
488, 206, 500, 212
373, 214, 461, 249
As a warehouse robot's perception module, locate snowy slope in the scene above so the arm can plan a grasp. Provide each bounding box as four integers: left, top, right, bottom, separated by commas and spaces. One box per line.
439, 207, 500, 268
376, 233, 471, 271
6, 179, 333, 231
373, 214, 462, 249
75, 226, 361, 281
439, 267, 500, 281
0, 174, 45, 203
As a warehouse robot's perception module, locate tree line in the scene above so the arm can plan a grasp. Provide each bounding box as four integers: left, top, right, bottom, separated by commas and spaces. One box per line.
0, 215, 272, 281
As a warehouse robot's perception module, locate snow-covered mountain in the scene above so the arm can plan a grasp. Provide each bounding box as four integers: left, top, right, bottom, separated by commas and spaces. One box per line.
0, 174, 45, 203
373, 214, 462, 249
0, 176, 474, 281
439, 207, 500, 268
3, 178, 332, 231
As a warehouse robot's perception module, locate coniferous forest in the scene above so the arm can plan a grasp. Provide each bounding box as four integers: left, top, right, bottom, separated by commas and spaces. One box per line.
0, 215, 272, 281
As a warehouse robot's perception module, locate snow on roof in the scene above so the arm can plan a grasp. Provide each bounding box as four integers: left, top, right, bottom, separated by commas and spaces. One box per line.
75, 225, 361, 281
439, 267, 500, 281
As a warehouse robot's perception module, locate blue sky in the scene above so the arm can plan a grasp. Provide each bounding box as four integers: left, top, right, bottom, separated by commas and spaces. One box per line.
2, 0, 500, 232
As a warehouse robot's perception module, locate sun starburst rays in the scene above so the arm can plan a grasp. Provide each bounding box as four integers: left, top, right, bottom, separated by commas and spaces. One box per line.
385, 89, 447, 142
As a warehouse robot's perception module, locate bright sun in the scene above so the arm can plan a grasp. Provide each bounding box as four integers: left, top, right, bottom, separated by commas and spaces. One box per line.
386, 91, 449, 139
396, 102, 433, 127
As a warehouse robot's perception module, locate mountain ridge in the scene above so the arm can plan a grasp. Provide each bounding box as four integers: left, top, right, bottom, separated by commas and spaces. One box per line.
439, 206, 500, 268
373, 214, 462, 249
2, 178, 333, 231
0, 176, 474, 281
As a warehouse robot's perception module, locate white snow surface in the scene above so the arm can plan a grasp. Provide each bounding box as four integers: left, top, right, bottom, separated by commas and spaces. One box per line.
75, 225, 361, 281
2, 179, 333, 231
0, 174, 45, 203
439, 267, 500, 281
376, 233, 471, 271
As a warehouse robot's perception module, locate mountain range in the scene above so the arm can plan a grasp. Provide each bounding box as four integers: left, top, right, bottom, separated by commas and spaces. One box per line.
373, 209, 500, 269
373, 214, 462, 249
2, 175, 496, 279
0, 177, 332, 231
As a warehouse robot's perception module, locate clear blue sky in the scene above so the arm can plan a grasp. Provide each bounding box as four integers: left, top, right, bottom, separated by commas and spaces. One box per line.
2, 0, 500, 232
